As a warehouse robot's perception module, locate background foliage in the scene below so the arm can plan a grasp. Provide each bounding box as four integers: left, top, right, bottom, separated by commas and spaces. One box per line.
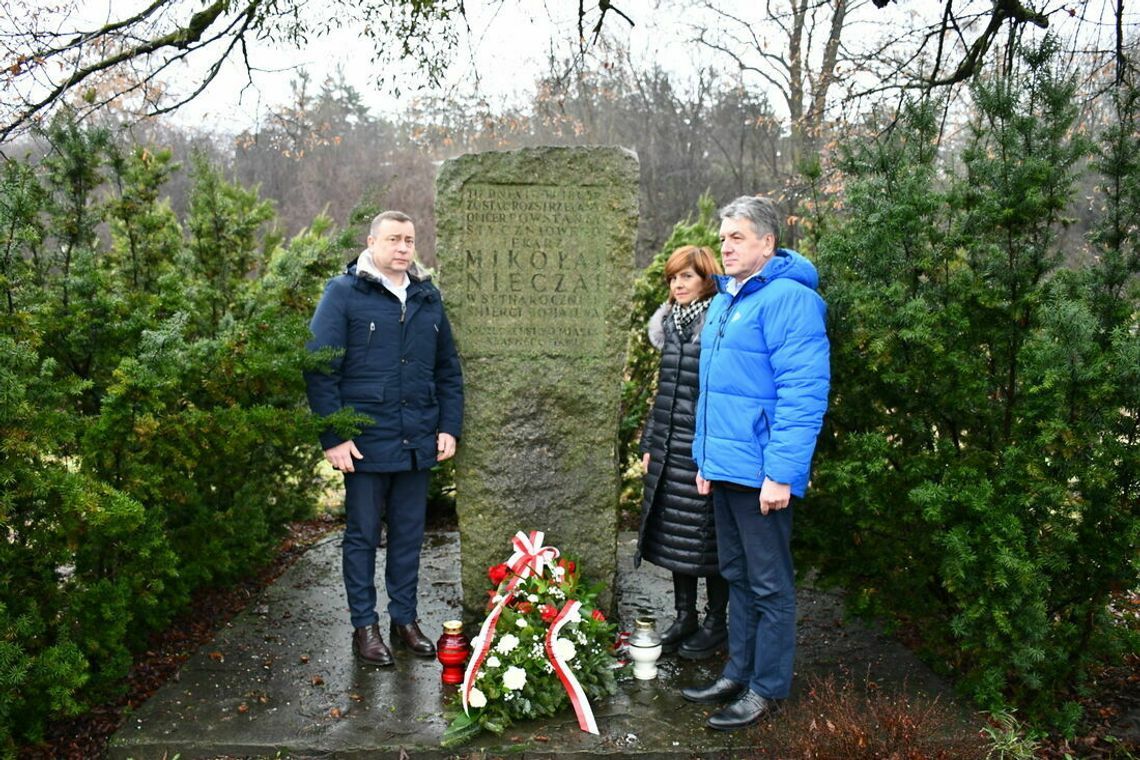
798, 41, 1139, 732
0, 112, 345, 754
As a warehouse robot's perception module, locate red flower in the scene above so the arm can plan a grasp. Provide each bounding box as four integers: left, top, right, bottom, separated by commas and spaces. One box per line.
487, 563, 510, 585
515, 601, 533, 614
591, 609, 606, 622
540, 604, 558, 623
558, 558, 576, 575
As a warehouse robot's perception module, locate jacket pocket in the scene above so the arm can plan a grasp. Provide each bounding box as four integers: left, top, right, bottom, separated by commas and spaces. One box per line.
341, 381, 385, 406
753, 407, 772, 447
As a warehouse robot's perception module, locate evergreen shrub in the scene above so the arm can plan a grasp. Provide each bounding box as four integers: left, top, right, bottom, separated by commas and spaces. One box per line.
800, 42, 1139, 728
0, 114, 341, 753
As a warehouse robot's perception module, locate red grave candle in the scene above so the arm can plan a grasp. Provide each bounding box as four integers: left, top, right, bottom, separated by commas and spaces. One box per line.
436, 619, 470, 685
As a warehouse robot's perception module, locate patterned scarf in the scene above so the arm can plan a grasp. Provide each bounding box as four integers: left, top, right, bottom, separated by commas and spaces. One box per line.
671, 297, 712, 338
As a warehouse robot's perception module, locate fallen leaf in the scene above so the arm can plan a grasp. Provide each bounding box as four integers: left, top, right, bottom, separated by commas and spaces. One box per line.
237, 703, 249, 714
329, 707, 343, 719
311, 675, 325, 686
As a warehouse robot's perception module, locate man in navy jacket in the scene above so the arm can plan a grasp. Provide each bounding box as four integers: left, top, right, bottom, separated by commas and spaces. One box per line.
682, 196, 830, 729
305, 210, 464, 665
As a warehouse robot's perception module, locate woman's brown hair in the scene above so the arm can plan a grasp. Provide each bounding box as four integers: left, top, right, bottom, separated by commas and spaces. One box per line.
664, 245, 722, 301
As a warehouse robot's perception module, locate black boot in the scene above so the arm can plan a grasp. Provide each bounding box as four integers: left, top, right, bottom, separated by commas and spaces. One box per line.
660, 573, 699, 654
679, 574, 729, 660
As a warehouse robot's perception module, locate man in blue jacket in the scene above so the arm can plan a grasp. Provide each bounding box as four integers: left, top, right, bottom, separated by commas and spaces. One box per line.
305, 210, 464, 666
682, 196, 830, 729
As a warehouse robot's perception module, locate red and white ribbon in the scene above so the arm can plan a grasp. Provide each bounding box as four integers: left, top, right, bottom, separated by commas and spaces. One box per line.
462, 531, 559, 713
506, 530, 559, 579
545, 600, 599, 734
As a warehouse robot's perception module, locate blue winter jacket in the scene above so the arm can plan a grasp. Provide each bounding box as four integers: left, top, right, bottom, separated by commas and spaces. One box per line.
693, 249, 830, 495
304, 263, 464, 472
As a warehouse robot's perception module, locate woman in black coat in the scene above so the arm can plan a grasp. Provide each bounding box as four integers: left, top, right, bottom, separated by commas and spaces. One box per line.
636, 245, 729, 659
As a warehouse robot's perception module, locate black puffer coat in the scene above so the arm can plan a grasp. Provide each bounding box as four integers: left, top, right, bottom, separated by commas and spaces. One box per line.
635, 302, 718, 575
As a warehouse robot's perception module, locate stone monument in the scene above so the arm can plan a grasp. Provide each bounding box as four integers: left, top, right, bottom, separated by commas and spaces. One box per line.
435, 146, 639, 616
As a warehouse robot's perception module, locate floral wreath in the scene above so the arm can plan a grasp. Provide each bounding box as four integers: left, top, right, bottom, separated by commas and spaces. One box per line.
442, 530, 621, 746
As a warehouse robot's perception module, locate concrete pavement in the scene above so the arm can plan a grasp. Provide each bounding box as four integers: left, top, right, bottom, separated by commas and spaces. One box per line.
110, 531, 979, 759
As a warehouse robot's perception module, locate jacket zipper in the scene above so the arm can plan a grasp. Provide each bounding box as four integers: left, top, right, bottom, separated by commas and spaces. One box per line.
400, 302, 406, 323
367, 321, 376, 346
698, 289, 744, 471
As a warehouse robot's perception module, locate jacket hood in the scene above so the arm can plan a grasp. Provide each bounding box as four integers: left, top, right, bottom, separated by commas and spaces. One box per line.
646, 302, 670, 350
348, 250, 432, 284
716, 248, 819, 293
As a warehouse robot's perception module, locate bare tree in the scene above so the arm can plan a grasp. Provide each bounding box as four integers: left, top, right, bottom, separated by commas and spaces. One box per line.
0, 0, 652, 146
695, 0, 856, 175
0, 0, 467, 144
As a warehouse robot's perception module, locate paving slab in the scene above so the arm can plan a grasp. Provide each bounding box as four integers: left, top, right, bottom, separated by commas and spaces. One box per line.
110, 532, 980, 759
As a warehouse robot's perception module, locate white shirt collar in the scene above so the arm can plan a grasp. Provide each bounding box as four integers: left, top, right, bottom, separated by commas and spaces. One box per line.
726, 271, 761, 296
357, 250, 409, 302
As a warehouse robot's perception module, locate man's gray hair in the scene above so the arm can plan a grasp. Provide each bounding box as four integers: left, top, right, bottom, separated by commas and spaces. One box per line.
719, 196, 782, 249
369, 210, 414, 236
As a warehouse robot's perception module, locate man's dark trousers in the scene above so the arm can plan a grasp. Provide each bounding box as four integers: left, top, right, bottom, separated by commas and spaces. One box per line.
713, 483, 795, 699
342, 469, 430, 628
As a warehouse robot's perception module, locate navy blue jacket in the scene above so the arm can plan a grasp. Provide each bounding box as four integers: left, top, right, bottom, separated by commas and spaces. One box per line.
693, 249, 829, 495
305, 263, 464, 472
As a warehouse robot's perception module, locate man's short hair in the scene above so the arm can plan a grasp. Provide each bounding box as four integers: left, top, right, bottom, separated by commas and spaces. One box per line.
370, 210, 414, 237
719, 196, 782, 249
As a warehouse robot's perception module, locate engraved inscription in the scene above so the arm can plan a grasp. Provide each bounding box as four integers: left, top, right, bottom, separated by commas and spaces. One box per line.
452, 184, 618, 356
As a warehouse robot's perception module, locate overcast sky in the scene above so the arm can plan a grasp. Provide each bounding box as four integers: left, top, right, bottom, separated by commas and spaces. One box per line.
169, 0, 716, 134
47, 0, 1133, 136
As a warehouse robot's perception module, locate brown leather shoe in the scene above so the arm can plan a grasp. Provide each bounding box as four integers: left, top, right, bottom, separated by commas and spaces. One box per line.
352, 624, 394, 666
390, 621, 436, 657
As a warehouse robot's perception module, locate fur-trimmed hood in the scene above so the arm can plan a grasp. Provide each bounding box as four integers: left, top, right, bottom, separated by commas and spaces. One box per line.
646, 302, 671, 350
352, 249, 432, 284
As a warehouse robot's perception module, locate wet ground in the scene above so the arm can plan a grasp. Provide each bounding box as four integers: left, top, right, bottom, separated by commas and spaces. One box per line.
109, 532, 982, 759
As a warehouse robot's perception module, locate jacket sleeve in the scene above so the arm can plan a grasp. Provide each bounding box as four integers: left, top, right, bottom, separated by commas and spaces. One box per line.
304, 278, 349, 451
433, 307, 464, 438
761, 285, 830, 487
638, 401, 655, 455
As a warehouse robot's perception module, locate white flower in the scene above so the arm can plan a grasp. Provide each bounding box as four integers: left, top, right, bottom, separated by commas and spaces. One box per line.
486, 655, 501, 668
551, 587, 566, 600
476, 669, 485, 680
516, 618, 528, 629
468, 687, 487, 708
542, 660, 554, 673
503, 665, 527, 690
554, 566, 566, 578
527, 594, 539, 603
495, 634, 520, 654
553, 637, 577, 661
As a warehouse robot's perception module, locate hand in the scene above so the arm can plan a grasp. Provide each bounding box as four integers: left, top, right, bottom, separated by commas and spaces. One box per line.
641, 452, 650, 472
759, 478, 791, 515
437, 432, 457, 462
695, 473, 711, 495
325, 440, 363, 473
